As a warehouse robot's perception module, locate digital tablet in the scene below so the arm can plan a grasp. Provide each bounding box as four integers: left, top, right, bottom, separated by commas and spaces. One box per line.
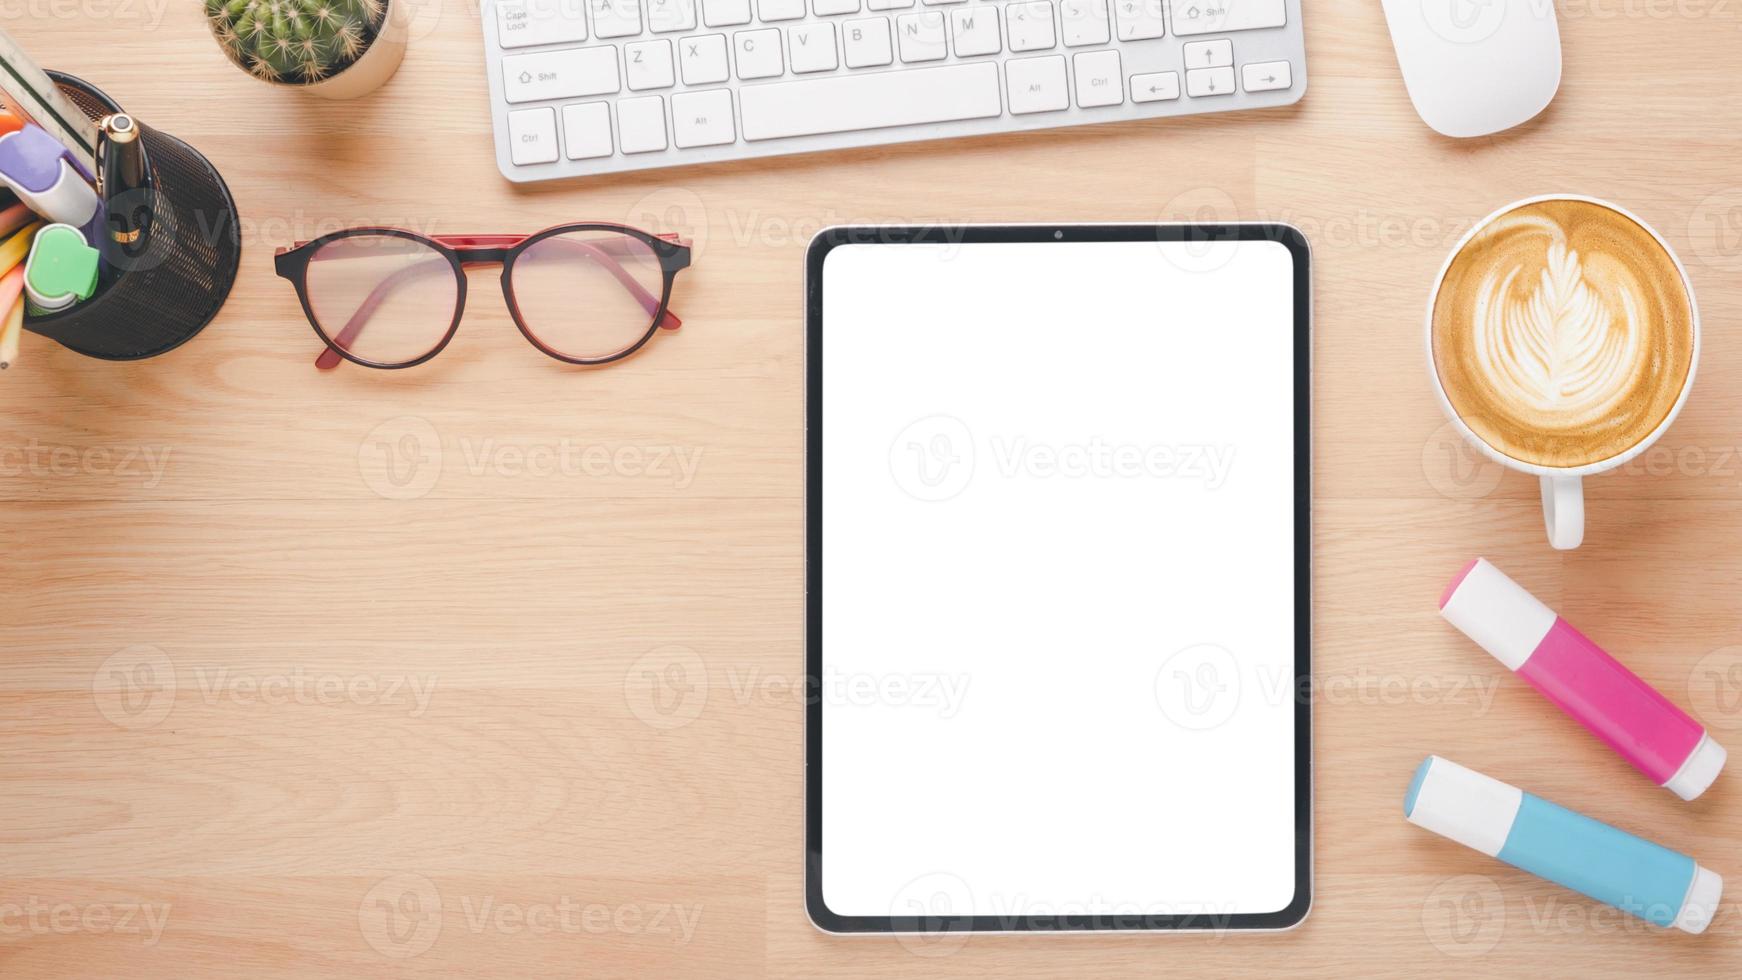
805, 225, 1311, 934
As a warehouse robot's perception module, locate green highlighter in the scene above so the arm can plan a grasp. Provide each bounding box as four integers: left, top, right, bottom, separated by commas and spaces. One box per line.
23, 222, 99, 315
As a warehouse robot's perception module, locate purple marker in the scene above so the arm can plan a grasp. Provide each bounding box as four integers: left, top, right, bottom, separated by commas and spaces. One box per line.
1440, 558, 1726, 801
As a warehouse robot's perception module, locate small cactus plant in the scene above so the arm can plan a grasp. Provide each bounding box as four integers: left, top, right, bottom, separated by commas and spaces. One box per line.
205, 0, 388, 85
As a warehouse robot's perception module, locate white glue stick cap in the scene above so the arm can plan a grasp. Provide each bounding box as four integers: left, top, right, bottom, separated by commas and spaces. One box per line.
1673, 866, 1723, 934
1665, 733, 1726, 802
1439, 558, 1556, 671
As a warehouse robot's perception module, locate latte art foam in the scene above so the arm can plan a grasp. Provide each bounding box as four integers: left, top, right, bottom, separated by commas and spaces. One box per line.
1433, 200, 1695, 469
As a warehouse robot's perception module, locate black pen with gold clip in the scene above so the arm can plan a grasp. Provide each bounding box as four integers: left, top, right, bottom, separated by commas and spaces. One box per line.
95, 112, 151, 276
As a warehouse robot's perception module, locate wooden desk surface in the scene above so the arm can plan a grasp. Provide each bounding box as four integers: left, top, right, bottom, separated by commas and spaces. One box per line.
6, 3, 1742, 976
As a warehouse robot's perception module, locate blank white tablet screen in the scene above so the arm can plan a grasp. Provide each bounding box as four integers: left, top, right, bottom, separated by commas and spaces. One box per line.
819, 237, 1301, 922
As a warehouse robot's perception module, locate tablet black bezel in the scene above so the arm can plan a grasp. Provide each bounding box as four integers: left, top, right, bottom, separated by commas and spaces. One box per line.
803, 224, 1312, 934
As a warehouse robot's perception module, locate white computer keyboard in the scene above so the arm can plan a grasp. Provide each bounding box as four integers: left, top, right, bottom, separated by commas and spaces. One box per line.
481, 0, 1305, 181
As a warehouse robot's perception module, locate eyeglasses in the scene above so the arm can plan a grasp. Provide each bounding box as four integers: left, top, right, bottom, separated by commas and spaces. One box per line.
273, 223, 691, 370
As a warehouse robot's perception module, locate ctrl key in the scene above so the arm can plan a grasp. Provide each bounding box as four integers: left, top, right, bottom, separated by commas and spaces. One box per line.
507, 107, 559, 165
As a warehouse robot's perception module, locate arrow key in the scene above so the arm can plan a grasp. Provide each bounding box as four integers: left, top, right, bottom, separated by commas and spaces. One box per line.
1130, 70, 1178, 103
1241, 60, 1292, 92
1185, 65, 1234, 97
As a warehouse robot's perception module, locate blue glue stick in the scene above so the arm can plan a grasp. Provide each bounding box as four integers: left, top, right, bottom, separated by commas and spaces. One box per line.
1405, 755, 1722, 934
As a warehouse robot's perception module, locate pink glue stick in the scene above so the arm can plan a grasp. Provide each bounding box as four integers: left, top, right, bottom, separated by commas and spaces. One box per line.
1440, 558, 1726, 801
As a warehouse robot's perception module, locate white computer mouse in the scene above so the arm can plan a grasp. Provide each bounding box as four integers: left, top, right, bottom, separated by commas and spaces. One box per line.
1380, 0, 1562, 138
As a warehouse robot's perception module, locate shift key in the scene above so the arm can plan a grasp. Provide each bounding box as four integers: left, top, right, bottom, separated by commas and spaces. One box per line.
1171, 0, 1285, 35
503, 47, 621, 103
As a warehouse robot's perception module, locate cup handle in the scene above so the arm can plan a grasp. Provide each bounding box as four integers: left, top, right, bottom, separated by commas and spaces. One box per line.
1541, 475, 1584, 550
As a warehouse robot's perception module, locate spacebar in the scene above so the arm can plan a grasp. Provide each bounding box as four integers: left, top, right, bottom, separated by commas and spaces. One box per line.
739, 63, 1004, 142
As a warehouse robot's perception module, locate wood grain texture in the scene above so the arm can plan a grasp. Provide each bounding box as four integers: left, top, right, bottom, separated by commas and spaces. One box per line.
5, 2, 1742, 975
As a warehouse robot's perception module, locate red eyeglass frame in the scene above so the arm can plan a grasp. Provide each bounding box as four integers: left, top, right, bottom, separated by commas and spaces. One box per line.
273, 223, 692, 370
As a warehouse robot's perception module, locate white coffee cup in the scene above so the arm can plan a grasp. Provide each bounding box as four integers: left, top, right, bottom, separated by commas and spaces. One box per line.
1424, 194, 1701, 550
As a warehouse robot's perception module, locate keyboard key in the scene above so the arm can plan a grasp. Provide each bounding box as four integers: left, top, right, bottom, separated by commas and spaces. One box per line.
1185, 65, 1233, 96
496, 0, 587, 48
923, 0, 966, 5
1112, 0, 1163, 40
508, 106, 559, 164
949, 5, 999, 56
626, 39, 676, 89
1182, 38, 1231, 68
1130, 69, 1178, 101
503, 46, 620, 102
1006, 53, 1067, 112
814, 0, 861, 12
590, 0, 643, 38
897, 11, 947, 62
673, 89, 737, 146
1073, 48, 1121, 105
562, 101, 614, 157
1058, 0, 1108, 47
618, 95, 668, 151
844, 17, 894, 66
703, 0, 751, 25
868, 0, 913, 9
1241, 60, 1292, 91
789, 23, 839, 72
647, 0, 696, 31
739, 61, 1001, 140
1171, 0, 1283, 35
735, 28, 785, 78
1006, 1, 1055, 52
761, 0, 806, 17
680, 33, 730, 83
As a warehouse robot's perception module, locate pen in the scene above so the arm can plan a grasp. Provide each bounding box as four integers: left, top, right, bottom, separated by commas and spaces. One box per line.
0, 218, 39, 274
97, 113, 149, 265
0, 265, 23, 369
0, 199, 30, 238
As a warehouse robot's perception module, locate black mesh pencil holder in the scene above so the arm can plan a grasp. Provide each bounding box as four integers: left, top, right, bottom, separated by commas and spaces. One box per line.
18, 72, 241, 360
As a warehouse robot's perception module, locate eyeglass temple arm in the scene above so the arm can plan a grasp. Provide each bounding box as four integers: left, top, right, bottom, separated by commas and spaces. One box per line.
310, 238, 681, 370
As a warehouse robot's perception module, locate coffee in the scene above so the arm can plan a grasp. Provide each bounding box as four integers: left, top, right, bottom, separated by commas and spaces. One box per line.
1431, 199, 1695, 469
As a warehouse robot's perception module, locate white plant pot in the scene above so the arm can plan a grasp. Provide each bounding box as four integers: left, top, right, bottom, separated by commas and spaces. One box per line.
300, 2, 409, 100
